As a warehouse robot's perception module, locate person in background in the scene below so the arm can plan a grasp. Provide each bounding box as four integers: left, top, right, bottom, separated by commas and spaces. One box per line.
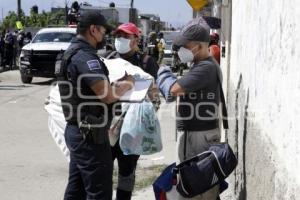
68, 1, 80, 25
16, 30, 25, 65
23, 32, 32, 45
4, 30, 14, 69
17, 30, 25, 49
12, 30, 19, 67
0, 31, 5, 67
209, 32, 220, 64
137, 35, 145, 52
157, 32, 166, 65
146, 31, 159, 62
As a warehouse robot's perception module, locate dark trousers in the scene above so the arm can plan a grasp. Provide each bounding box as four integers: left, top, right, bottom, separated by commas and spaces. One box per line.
0, 50, 3, 66
111, 141, 139, 200
64, 124, 113, 200
4, 44, 13, 68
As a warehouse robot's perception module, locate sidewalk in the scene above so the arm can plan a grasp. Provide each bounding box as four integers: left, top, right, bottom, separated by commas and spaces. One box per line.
0, 65, 17, 73
133, 186, 155, 200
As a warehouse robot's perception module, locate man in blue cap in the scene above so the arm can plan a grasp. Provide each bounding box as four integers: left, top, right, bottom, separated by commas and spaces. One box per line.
157, 17, 225, 199
56, 10, 135, 200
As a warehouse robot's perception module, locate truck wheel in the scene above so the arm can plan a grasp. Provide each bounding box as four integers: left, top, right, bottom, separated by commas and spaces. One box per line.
20, 72, 33, 84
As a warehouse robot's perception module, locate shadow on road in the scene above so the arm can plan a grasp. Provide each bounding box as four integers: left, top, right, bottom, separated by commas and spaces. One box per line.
0, 66, 19, 73
0, 84, 32, 90
31, 79, 56, 86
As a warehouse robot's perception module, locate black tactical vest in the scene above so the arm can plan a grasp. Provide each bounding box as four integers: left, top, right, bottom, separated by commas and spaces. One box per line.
55, 45, 112, 125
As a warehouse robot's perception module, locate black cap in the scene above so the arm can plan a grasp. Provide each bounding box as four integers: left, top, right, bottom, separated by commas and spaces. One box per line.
77, 10, 113, 32
173, 17, 210, 47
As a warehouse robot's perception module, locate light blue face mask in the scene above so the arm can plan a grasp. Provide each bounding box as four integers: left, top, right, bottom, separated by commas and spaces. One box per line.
177, 47, 195, 63
115, 37, 131, 54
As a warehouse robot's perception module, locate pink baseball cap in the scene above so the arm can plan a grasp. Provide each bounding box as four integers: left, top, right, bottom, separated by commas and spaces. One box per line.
114, 23, 141, 37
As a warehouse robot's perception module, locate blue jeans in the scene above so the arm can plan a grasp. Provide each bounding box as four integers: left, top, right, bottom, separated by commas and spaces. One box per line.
64, 124, 113, 200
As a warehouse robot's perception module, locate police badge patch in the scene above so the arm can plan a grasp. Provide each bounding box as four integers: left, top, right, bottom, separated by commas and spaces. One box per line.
87, 60, 101, 71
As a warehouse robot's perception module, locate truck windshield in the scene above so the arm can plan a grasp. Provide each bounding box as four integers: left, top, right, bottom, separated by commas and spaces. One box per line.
32, 32, 75, 43
165, 41, 173, 50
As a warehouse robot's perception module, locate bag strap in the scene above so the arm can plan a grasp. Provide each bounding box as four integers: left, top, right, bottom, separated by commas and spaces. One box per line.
110, 109, 128, 130
142, 54, 150, 70
183, 131, 188, 160
105, 50, 118, 59
209, 151, 227, 179
56, 45, 81, 80
173, 150, 213, 174
216, 70, 228, 129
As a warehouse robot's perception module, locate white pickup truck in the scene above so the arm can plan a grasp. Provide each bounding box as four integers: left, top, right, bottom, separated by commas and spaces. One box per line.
19, 27, 76, 83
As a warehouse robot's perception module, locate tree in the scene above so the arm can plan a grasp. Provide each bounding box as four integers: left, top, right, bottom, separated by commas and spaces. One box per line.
130, 0, 134, 8
38, 11, 51, 27
17, 0, 21, 20
0, 5, 69, 31
0, 11, 18, 30
31, 5, 39, 14
49, 9, 66, 26
27, 5, 39, 26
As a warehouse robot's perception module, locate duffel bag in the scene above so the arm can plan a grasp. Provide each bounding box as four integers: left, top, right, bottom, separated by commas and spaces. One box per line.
174, 143, 237, 198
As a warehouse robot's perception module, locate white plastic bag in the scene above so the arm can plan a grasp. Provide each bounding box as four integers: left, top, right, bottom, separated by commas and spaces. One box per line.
44, 84, 69, 161
119, 100, 162, 155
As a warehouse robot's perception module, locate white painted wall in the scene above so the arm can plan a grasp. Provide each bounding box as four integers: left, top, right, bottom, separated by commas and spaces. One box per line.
224, 0, 300, 199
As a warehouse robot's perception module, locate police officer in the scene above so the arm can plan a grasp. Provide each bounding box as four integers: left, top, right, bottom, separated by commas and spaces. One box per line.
146, 32, 159, 62
106, 23, 159, 200
56, 10, 135, 200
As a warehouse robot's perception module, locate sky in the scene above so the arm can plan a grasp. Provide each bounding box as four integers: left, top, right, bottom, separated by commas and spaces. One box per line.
0, 0, 193, 27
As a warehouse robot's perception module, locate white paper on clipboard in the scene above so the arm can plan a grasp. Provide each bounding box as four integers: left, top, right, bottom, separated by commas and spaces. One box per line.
103, 58, 153, 81
119, 79, 152, 102
102, 57, 154, 102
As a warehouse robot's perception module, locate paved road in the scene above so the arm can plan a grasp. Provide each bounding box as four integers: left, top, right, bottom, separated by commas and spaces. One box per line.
0, 70, 177, 200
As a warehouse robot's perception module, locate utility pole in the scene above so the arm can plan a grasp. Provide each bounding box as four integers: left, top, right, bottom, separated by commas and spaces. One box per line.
65, 0, 68, 25
129, 0, 134, 23
17, 0, 21, 20
130, 0, 134, 8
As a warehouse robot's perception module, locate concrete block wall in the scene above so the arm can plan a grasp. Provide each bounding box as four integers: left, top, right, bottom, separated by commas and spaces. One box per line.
225, 0, 300, 199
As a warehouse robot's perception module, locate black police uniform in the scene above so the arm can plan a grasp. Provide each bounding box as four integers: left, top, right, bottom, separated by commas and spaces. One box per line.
57, 37, 113, 200
106, 51, 159, 200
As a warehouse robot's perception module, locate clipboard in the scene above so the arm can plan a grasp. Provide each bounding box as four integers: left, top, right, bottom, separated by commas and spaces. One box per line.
118, 79, 152, 102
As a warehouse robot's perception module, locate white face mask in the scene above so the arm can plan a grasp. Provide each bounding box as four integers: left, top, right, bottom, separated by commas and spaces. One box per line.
177, 47, 194, 63
115, 37, 131, 54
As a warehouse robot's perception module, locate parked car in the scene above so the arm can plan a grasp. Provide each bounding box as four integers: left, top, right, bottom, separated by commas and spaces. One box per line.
19, 27, 76, 83
162, 40, 174, 67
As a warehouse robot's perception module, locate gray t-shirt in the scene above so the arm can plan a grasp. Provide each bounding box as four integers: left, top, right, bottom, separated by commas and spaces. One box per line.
176, 56, 222, 131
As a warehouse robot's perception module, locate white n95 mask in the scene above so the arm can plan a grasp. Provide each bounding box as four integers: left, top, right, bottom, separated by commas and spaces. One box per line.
115, 37, 131, 54
177, 47, 194, 63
